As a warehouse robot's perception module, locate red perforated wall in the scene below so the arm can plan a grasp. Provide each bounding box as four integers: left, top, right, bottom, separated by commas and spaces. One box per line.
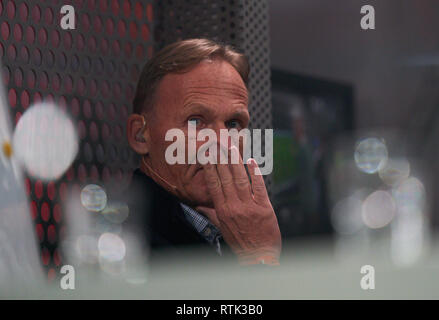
0, 0, 154, 280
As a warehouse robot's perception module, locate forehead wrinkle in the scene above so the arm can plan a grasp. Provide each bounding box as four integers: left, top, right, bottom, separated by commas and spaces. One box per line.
182, 88, 248, 108
186, 84, 248, 98
182, 92, 213, 108
182, 94, 248, 112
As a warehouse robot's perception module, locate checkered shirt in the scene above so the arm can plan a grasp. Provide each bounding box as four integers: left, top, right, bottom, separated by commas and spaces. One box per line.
180, 203, 223, 255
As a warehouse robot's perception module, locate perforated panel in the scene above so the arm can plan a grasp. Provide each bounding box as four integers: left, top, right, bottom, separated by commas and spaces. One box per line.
0, 0, 154, 279
1, 0, 271, 279
155, 0, 273, 192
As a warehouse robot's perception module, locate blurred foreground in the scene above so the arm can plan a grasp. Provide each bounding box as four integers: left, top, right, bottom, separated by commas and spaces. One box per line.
3, 235, 439, 299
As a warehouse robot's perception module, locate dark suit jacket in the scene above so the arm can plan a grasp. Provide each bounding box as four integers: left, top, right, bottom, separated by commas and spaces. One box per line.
123, 169, 230, 263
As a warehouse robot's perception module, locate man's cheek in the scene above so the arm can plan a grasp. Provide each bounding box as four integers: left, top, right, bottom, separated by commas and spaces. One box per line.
190, 169, 207, 190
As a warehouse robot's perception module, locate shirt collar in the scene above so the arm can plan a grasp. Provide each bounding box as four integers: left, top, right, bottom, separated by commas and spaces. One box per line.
179, 203, 222, 245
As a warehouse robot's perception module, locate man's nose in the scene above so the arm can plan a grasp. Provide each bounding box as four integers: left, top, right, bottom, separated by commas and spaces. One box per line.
193, 123, 231, 162
211, 123, 234, 150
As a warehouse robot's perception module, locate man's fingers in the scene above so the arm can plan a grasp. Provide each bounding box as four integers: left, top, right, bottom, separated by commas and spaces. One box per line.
229, 146, 252, 201
216, 146, 238, 201
247, 158, 269, 204
202, 163, 225, 207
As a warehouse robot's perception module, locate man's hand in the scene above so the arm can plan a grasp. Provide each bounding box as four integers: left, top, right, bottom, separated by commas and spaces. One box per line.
196, 146, 281, 265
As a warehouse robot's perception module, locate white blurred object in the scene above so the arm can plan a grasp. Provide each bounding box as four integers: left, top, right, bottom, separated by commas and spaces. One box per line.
391, 177, 427, 266
61, 188, 95, 266
75, 235, 99, 265
378, 158, 410, 187
62, 186, 149, 283
362, 190, 396, 229
98, 233, 126, 276
392, 177, 425, 210
0, 70, 43, 289
391, 208, 424, 266
97, 232, 149, 282
354, 137, 388, 174
98, 233, 126, 262
12, 102, 78, 181
331, 195, 364, 235
80, 184, 107, 212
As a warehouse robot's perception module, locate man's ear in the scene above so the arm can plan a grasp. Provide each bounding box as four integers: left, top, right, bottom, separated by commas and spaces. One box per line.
127, 114, 150, 155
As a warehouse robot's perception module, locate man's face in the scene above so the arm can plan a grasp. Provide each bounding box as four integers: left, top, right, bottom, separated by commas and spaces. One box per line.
145, 59, 249, 207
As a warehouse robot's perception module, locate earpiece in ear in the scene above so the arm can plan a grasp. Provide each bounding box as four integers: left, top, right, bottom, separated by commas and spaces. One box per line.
136, 115, 147, 142
136, 134, 146, 142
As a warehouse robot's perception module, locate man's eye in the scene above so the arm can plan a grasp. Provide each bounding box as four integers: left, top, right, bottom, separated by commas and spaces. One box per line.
226, 120, 241, 129
188, 118, 202, 127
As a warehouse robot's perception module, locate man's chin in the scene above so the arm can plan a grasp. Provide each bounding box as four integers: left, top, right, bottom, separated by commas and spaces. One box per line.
181, 170, 214, 207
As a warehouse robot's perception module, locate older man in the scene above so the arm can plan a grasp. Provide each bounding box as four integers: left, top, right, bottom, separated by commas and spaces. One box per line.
126, 38, 281, 266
